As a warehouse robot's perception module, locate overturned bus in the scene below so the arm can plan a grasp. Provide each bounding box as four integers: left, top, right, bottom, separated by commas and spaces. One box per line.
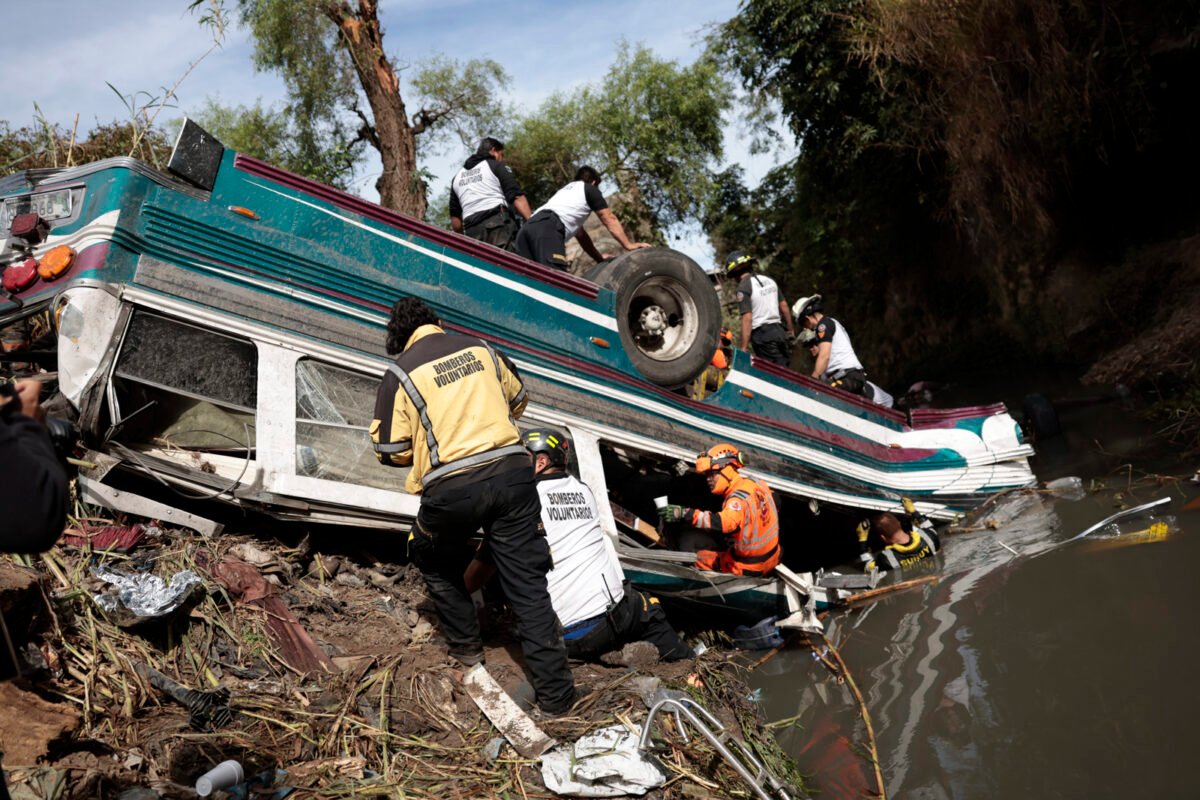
0, 122, 1034, 617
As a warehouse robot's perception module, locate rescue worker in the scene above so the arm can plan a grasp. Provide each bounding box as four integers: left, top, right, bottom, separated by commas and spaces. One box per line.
515, 166, 650, 270
793, 293, 871, 398
449, 137, 532, 252
725, 251, 795, 367
797, 328, 894, 408
656, 443, 782, 576
369, 297, 576, 716
466, 429, 692, 662
857, 499, 941, 572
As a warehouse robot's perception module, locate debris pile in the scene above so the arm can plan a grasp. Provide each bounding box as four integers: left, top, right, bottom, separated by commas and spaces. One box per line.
0, 515, 805, 798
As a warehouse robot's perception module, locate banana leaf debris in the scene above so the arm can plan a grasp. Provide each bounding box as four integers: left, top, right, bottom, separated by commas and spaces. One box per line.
0, 510, 806, 799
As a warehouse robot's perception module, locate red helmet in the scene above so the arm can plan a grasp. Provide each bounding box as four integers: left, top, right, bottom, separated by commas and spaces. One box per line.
696, 443, 744, 494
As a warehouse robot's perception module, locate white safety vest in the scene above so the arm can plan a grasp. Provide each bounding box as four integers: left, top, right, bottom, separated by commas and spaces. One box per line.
741, 274, 783, 329
451, 160, 507, 220
818, 316, 864, 376
534, 181, 596, 240
537, 473, 625, 628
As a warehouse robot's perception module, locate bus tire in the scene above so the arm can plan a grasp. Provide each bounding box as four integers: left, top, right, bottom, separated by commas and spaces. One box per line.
595, 248, 721, 388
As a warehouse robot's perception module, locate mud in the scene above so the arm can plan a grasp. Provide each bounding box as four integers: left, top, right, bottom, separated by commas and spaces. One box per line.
0, 525, 801, 799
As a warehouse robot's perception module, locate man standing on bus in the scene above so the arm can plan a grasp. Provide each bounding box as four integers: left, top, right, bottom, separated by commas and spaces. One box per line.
515, 166, 650, 270
724, 252, 794, 367
657, 443, 782, 576
370, 297, 576, 717
449, 137, 532, 252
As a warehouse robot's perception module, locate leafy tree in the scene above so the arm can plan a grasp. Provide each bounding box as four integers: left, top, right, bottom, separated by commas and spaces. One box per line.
505, 43, 732, 240
193, 98, 362, 189
233, 0, 510, 219
710, 0, 1200, 384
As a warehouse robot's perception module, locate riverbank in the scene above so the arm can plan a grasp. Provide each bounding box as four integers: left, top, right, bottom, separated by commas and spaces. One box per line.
0, 521, 804, 798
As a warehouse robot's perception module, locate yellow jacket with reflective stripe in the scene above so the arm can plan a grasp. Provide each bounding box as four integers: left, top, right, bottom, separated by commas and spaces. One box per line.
370, 325, 528, 493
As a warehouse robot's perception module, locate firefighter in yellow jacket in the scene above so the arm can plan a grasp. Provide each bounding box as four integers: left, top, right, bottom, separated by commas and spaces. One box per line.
370, 297, 576, 716
657, 443, 782, 576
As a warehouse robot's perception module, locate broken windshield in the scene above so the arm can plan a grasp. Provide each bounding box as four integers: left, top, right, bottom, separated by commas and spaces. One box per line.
295, 358, 400, 490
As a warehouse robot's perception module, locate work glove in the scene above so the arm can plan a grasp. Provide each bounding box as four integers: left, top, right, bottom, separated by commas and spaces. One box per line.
657, 504, 688, 524
902, 497, 919, 516
856, 518, 871, 547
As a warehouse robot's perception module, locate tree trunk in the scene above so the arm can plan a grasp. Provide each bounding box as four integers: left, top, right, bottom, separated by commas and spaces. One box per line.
324, 0, 427, 219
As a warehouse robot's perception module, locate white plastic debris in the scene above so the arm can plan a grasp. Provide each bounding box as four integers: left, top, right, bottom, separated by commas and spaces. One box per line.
541, 724, 666, 797
91, 565, 201, 622
1045, 476, 1086, 501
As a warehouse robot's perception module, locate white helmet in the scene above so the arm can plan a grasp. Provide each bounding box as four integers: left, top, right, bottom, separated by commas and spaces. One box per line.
792, 293, 822, 320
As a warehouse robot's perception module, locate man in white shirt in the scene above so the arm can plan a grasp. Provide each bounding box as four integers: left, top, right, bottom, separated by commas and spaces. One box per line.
465, 428, 692, 662
449, 137, 532, 251
797, 329, 894, 407
515, 166, 650, 270
793, 294, 873, 398
725, 251, 795, 366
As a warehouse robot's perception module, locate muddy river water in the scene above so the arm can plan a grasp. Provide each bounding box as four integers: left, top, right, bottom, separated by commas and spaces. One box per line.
752, 391, 1200, 798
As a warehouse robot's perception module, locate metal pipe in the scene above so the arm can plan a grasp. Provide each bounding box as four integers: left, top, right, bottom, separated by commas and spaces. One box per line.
639, 696, 793, 800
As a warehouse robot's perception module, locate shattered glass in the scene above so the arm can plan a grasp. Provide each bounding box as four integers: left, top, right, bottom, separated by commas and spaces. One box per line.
295, 359, 402, 490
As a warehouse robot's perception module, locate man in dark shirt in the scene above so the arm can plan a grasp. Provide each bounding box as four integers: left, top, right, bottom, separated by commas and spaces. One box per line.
515, 166, 649, 270
370, 297, 577, 716
449, 137, 532, 252
0, 380, 67, 554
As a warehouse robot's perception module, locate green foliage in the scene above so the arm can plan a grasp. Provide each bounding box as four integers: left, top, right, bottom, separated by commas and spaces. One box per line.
708, 0, 932, 329
502, 92, 589, 208
409, 56, 512, 156
235, 0, 362, 184
714, 0, 887, 167
710, 0, 1200, 386
506, 42, 732, 238
193, 98, 362, 188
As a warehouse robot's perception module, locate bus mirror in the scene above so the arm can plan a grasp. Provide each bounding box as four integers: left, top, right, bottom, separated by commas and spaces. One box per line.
168, 118, 225, 192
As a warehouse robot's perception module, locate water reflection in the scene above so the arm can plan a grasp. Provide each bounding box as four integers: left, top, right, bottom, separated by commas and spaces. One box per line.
753, 485, 1199, 798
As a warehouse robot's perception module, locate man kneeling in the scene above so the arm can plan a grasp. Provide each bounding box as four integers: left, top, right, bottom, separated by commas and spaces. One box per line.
467, 428, 692, 662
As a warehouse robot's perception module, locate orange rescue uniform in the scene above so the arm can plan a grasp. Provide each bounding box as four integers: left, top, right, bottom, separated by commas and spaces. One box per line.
690, 474, 781, 576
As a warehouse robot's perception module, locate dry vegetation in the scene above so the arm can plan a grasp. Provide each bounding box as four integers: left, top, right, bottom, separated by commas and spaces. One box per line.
1, 506, 804, 798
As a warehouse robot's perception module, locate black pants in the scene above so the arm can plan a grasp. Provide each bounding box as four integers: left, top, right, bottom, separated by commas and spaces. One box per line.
751, 323, 791, 367
515, 210, 570, 270
567, 584, 692, 662
827, 368, 869, 397
464, 206, 520, 252
411, 465, 576, 713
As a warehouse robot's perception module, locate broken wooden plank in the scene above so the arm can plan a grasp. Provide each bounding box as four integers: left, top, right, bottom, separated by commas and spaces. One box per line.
462, 664, 556, 759
609, 501, 662, 546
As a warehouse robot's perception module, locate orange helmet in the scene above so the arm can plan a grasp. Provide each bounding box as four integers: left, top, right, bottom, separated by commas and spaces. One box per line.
696, 443, 745, 494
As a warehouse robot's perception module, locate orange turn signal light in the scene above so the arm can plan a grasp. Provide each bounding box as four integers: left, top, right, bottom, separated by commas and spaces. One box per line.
228, 206, 260, 220
37, 245, 75, 280
740, 390, 755, 399
589, 337, 610, 349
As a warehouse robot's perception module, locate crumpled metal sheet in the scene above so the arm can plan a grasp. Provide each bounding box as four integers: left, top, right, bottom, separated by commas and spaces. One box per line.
541, 724, 666, 797
91, 565, 201, 622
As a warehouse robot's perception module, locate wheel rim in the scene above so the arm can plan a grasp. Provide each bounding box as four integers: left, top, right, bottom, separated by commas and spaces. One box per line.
625, 275, 702, 362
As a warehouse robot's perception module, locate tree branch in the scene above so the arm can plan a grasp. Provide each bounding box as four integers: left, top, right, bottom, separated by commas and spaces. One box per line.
352, 103, 380, 151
